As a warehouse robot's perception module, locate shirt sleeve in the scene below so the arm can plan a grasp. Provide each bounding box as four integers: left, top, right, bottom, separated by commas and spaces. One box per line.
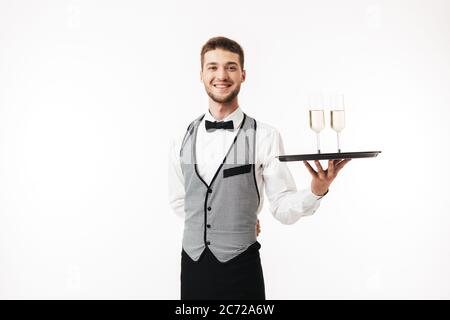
262, 128, 323, 225
168, 135, 185, 219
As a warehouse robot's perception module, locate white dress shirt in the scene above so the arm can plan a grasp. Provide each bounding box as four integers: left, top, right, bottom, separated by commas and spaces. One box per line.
168, 107, 324, 225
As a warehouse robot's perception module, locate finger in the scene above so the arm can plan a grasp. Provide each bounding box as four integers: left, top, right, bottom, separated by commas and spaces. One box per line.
335, 159, 351, 174
314, 160, 325, 177
303, 161, 317, 177
328, 159, 335, 176
338, 159, 351, 167
332, 159, 345, 170
330, 159, 345, 177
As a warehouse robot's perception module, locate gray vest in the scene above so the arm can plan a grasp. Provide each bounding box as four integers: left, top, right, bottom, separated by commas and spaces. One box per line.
180, 113, 260, 263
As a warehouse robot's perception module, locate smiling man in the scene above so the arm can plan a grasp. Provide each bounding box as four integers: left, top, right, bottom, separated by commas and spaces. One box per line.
169, 36, 350, 300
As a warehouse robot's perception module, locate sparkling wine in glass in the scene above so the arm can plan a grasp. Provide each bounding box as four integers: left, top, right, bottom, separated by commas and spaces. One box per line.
330, 94, 346, 153
308, 93, 325, 153
309, 109, 325, 154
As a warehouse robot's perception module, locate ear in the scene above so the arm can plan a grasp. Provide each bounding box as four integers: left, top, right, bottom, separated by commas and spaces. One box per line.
200, 69, 203, 82
241, 69, 246, 82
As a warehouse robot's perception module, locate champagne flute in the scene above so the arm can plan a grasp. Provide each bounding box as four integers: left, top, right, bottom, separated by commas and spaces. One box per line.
330, 94, 346, 153
308, 94, 325, 154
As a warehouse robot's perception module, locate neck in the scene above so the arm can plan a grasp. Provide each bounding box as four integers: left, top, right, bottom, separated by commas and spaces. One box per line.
208, 98, 239, 120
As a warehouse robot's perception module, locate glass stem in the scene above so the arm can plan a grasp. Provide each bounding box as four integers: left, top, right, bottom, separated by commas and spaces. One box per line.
316, 133, 321, 154
337, 132, 341, 153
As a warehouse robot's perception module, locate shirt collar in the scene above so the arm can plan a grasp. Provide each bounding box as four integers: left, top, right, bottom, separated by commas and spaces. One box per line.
204, 106, 244, 130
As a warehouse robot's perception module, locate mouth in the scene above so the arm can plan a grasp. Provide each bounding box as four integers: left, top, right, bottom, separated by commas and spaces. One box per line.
213, 83, 232, 90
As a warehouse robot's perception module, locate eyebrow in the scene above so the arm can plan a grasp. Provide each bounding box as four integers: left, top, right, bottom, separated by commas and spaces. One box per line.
205, 62, 238, 66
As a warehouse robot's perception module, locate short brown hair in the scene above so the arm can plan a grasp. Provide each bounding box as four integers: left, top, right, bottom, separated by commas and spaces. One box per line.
200, 36, 244, 70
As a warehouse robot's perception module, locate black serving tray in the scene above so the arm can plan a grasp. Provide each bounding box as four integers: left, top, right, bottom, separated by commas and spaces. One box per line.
277, 151, 381, 161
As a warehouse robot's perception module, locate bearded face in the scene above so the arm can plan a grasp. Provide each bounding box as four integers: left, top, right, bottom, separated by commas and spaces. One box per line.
201, 49, 245, 104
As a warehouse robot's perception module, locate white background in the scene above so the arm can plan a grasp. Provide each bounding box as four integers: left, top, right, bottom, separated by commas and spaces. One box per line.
1, 0, 449, 299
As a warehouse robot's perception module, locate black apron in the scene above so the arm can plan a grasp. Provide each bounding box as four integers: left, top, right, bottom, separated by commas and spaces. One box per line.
181, 241, 266, 300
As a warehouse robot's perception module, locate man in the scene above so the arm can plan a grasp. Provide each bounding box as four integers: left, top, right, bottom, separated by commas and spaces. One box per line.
168, 36, 350, 300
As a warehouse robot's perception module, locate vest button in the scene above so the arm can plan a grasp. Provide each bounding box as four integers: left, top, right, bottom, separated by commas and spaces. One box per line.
207, 189, 212, 193
206, 241, 211, 245
207, 224, 211, 228
207, 207, 211, 211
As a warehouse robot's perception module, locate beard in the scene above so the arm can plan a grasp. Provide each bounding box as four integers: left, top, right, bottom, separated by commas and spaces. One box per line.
205, 84, 241, 104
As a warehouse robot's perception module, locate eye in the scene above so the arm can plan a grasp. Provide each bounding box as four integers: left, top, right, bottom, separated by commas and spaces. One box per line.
228, 66, 237, 71
208, 66, 217, 70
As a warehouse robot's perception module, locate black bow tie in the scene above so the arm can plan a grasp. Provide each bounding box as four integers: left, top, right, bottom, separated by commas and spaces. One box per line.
205, 120, 234, 131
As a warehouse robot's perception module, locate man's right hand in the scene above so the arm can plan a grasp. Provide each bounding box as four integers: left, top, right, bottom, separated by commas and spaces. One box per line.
256, 219, 261, 237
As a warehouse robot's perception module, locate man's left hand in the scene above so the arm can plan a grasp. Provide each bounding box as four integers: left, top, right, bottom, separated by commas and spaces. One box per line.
303, 159, 351, 196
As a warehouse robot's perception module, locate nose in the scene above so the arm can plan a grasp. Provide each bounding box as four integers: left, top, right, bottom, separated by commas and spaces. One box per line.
216, 66, 228, 80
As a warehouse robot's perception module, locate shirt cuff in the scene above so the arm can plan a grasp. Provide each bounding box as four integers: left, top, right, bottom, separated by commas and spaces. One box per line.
309, 188, 329, 201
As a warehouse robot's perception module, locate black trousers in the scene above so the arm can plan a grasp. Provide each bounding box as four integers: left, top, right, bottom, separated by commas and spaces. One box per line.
181, 241, 266, 300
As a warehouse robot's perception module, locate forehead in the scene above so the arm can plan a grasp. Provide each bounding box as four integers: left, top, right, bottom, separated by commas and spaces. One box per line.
203, 49, 240, 66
